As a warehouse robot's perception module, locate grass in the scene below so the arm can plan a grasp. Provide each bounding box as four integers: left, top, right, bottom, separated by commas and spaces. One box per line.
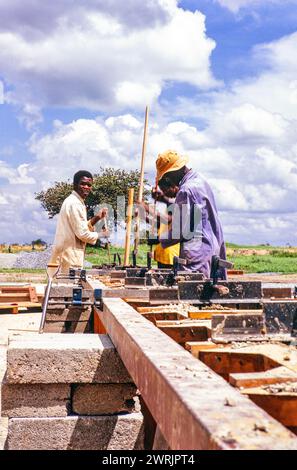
1, 243, 297, 274
0, 268, 45, 273
228, 254, 297, 273
85, 244, 157, 267
225, 242, 282, 250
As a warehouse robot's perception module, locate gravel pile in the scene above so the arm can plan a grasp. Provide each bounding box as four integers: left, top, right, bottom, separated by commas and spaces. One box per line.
12, 247, 93, 269
13, 247, 52, 269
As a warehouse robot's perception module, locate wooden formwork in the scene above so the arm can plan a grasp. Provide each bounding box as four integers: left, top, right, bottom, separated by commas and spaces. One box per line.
0, 285, 41, 314
94, 299, 297, 450
120, 294, 297, 440
55, 274, 297, 447
42, 285, 94, 333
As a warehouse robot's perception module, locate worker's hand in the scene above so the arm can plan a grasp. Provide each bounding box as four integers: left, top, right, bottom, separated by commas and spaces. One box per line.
98, 207, 108, 219
98, 229, 110, 238
139, 201, 149, 214
152, 187, 164, 202
134, 203, 148, 220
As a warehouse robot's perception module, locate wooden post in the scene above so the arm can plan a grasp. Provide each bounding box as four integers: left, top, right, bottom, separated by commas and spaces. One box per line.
134, 106, 149, 257
124, 187, 134, 266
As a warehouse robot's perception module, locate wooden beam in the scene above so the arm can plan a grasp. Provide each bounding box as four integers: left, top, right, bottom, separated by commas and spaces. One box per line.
189, 309, 262, 320
199, 349, 280, 380
262, 287, 292, 299
185, 341, 226, 358
156, 320, 211, 344
134, 105, 149, 256
230, 366, 297, 389
142, 312, 185, 322
124, 187, 134, 267
241, 385, 297, 427
97, 299, 297, 450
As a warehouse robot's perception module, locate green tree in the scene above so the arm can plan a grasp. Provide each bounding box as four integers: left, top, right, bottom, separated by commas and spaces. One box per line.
35, 168, 149, 227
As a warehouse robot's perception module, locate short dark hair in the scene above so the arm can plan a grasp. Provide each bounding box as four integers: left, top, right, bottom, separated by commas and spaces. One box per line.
73, 170, 93, 186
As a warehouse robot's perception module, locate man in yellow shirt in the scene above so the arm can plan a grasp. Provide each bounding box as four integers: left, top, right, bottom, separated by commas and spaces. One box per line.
144, 187, 180, 269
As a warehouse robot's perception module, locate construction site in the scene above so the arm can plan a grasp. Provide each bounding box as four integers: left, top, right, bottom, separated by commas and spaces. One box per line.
1, 99, 297, 452
0, 260, 297, 451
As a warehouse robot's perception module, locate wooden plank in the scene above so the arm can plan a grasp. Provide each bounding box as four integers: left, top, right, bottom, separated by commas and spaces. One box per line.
241, 385, 297, 427
0, 286, 34, 292
185, 341, 226, 358
124, 299, 150, 309
45, 306, 92, 322
97, 299, 297, 450
156, 320, 211, 345
0, 301, 41, 309
28, 286, 38, 302
189, 309, 262, 320
199, 343, 297, 379
211, 313, 265, 340
124, 187, 134, 267
0, 293, 31, 303
0, 286, 38, 303
93, 309, 107, 334
0, 305, 18, 314
199, 349, 280, 381
110, 271, 126, 279
136, 306, 180, 314
230, 367, 297, 389
125, 277, 146, 287
43, 320, 91, 333
262, 287, 292, 299
142, 312, 185, 322
149, 288, 179, 304
178, 281, 262, 301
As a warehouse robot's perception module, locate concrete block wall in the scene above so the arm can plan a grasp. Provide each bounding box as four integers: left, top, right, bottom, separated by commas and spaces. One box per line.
0, 330, 8, 449
2, 333, 144, 450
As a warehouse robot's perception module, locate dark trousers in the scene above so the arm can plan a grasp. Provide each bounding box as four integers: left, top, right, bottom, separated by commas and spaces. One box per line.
157, 262, 173, 269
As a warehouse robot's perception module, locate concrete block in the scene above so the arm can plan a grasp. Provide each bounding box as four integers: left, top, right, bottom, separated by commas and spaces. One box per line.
72, 384, 139, 415
0, 345, 7, 416
1, 383, 70, 417
6, 333, 132, 384
0, 417, 8, 450
43, 320, 91, 333
7, 414, 144, 450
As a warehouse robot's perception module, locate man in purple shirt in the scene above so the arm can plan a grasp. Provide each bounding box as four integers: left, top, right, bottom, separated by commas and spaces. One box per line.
156, 150, 226, 278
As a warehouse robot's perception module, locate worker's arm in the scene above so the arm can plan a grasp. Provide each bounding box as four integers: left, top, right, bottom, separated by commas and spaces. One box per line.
139, 201, 172, 225
88, 208, 108, 227
152, 188, 175, 205
68, 204, 99, 245
160, 189, 202, 249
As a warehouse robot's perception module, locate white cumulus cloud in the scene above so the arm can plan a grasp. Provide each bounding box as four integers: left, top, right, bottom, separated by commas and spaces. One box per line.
0, 2, 217, 113
214, 0, 297, 13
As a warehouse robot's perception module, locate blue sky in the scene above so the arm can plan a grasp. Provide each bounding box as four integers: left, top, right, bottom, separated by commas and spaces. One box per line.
1, 0, 297, 245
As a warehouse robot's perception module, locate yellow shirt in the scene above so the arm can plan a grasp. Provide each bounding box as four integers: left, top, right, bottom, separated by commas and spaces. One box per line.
153, 223, 180, 265
49, 191, 98, 273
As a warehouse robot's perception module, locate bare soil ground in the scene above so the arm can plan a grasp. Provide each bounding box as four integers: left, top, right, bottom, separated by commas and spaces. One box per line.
228, 273, 297, 283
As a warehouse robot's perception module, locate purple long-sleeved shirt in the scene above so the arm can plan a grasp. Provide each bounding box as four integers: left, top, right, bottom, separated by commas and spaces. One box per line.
160, 169, 226, 277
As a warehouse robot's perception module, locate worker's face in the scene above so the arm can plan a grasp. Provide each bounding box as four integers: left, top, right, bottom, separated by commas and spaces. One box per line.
159, 182, 179, 198
76, 177, 93, 200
